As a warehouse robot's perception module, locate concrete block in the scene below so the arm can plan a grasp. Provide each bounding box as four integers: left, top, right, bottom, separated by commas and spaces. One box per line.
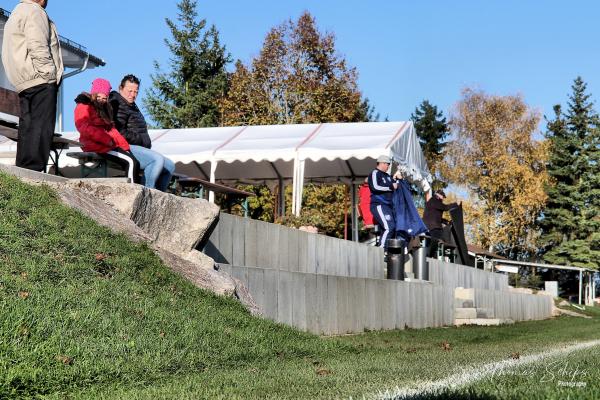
325, 237, 340, 276
382, 281, 396, 330
287, 228, 300, 272
218, 213, 233, 264
365, 280, 378, 331
232, 217, 245, 266
316, 274, 329, 334
291, 272, 307, 331
337, 241, 350, 277
423, 284, 434, 328
357, 244, 368, 278
297, 233, 308, 273
262, 268, 278, 319
351, 277, 367, 333
278, 225, 289, 271
326, 275, 339, 334
455, 308, 477, 319
401, 281, 412, 329
267, 223, 281, 269
406, 282, 419, 328
244, 218, 258, 267
277, 270, 293, 325
336, 277, 349, 334
443, 286, 455, 325
306, 234, 317, 274
304, 273, 319, 333
455, 299, 474, 308
247, 267, 265, 313
431, 286, 441, 327
477, 307, 494, 318
315, 235, 326, 275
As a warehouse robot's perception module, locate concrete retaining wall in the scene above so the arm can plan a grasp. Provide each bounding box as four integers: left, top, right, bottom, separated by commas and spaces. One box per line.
219, 264, 455, 335
204, 213, 385, 279
207, 214, 551, 334
428, 258, 508, 290
474, 288, 553, 322
219, 263, 553, 335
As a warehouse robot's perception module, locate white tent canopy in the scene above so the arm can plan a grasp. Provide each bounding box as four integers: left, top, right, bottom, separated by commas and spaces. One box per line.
57, 121, 430, 212
1, 121, 431, 234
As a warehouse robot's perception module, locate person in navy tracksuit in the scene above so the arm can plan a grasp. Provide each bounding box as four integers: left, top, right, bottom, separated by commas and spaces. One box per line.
368, 155, 399, 249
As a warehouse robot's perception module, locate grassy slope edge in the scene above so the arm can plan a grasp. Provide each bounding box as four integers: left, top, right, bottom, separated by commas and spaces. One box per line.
0, 173, 598, 399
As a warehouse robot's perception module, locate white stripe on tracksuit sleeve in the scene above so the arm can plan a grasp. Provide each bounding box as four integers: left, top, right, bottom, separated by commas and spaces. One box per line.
371, 170, 392, 191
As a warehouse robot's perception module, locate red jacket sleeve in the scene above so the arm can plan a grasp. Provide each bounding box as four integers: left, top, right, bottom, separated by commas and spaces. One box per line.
106, 128, 130, 151
74, 104, 114, 147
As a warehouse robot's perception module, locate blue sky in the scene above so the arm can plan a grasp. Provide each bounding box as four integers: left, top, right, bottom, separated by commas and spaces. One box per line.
2, 0, 599, 132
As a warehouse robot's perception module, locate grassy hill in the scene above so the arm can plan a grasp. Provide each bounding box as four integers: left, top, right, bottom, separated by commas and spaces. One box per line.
1, 172, 599, 399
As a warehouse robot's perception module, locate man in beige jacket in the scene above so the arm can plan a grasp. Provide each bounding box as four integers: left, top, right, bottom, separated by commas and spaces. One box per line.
2, 0, 63, 172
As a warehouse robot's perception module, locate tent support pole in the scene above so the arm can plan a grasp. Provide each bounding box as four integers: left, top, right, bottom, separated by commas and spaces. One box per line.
292, 159, 297, 216
209, 161, 217, 203
579, 270, 583, 305
269, 162, 285, 217
351, 182, 358, 242
344, 161, 358, 242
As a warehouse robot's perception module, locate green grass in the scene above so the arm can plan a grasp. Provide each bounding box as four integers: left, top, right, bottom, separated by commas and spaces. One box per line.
0, 172, 599, 399
418, 344, 600, 400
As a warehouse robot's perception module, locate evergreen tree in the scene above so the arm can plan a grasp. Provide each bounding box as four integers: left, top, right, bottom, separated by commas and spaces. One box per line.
540, 77, 600, 269
145, 0, 231, 128
411, 100, 449, 189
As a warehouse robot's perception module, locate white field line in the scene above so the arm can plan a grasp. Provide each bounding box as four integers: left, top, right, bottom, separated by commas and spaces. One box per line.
374, 339, 600, 400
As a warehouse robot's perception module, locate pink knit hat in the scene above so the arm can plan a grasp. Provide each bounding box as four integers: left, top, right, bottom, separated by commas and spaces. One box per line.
90, 78, 112, 96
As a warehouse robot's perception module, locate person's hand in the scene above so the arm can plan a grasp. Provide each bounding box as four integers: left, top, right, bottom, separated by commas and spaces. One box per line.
393, 171, 403, 180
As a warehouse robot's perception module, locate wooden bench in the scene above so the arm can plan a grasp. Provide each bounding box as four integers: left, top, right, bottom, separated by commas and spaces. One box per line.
0, 123, 82, 175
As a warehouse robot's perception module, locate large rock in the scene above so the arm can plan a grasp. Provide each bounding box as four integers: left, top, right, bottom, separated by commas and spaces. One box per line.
56, 180, 219, 264
1, 166, 257, 314
156, 248, 259, 314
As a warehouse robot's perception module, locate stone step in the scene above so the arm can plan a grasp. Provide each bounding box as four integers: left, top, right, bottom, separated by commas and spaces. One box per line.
455, 287, 474, 301
454, 299, 474, 308
454, 318, 514, 326
454, 307, 477, 319
455, 307, 495, 319
476, 307, 494, 318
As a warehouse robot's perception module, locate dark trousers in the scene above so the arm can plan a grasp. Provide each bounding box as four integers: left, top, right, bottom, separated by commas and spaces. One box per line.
100, 148, 141, 184
371, 203, 395, 249
17, 83, 58, 172
429, 228, 443, 257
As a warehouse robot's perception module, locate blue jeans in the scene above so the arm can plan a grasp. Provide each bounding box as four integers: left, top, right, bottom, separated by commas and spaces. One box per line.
129, 145, 175, 191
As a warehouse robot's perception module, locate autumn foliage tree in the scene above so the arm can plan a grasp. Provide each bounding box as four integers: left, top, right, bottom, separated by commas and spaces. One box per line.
220, 12, 373, 236
443, 88, 549, 258
220, 12, 368, 125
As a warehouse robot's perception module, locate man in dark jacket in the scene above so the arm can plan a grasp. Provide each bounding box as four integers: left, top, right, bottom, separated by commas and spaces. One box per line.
109, 74, 174, 191
368, 155, 398, 249
422, 189, 458, 242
